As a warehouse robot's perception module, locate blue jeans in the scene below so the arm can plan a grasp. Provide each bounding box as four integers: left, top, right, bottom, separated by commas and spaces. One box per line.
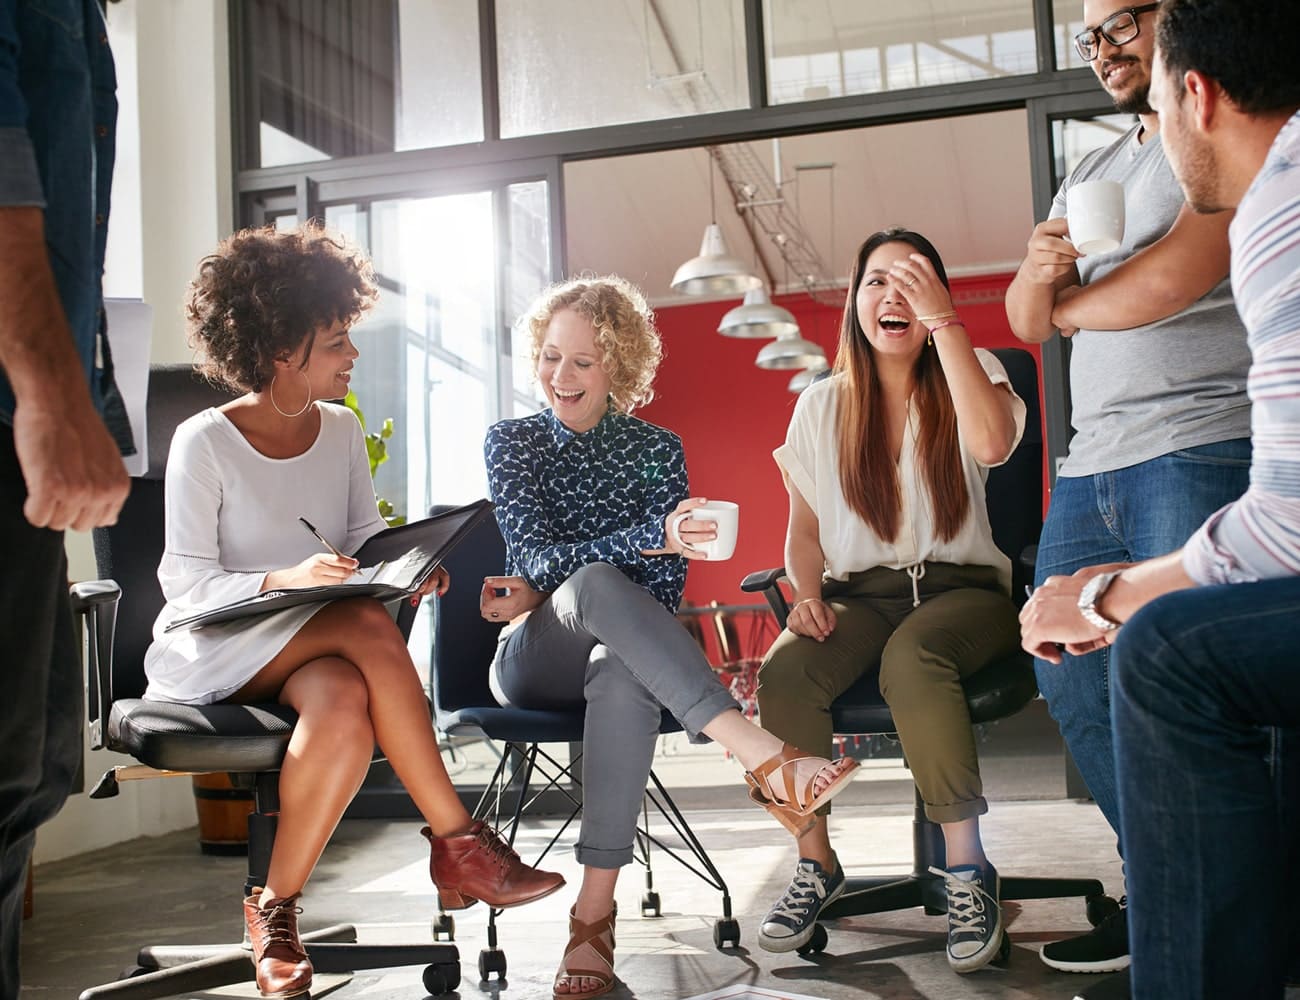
1033, 439, 1251, 847
1112, 579, 1300, 999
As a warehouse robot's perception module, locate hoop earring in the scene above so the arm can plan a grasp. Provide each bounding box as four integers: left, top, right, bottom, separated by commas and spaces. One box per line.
269, 368, 313, 418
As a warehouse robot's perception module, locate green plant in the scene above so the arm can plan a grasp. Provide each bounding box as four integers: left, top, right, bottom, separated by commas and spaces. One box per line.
342, 390, 405, 526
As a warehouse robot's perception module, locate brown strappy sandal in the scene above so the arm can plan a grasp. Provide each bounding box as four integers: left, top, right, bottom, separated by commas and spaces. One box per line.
744, 742, 860, 836
553, 904, 617, 1000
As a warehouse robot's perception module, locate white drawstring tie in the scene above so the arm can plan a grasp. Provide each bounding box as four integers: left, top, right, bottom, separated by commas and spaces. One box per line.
906, 563, 926, 607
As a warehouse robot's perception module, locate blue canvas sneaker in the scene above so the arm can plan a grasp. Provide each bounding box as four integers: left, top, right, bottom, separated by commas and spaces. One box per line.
930, 862, 1004, 973
758, 858, 845, 953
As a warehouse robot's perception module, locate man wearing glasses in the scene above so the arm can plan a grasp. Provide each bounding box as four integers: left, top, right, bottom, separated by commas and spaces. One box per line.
1006, 0, 1252, 982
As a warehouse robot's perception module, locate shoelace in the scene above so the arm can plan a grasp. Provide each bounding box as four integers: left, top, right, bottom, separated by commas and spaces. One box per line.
769, 865, 830, 921
476, 825, 521, 872
252, 899, 305, 953
928, 866, 995, 933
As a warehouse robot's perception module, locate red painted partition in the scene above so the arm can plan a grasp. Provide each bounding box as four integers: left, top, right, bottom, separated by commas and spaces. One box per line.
640, 274, 1042, 608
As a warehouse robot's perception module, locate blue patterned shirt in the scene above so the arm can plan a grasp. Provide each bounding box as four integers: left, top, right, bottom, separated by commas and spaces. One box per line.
484, 408, 689, 612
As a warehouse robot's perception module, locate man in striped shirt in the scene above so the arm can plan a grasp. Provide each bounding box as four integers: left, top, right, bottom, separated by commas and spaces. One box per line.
1021, 1, 1299, 996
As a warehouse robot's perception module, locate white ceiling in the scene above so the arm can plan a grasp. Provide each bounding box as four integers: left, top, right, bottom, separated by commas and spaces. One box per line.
564, 109, 1036, 306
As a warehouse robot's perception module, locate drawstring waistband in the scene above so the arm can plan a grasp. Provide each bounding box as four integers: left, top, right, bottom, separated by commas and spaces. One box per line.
906, 563, 926, 608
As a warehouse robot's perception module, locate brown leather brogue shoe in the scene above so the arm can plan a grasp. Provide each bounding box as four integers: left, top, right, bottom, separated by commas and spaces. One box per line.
243, 889, 313, 998
423, 821, 565, 910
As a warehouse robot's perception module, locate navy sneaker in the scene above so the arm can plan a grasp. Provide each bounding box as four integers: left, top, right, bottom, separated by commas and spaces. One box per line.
930, 863, 1003, 973
758, 858, 845, 953
1041, 899, 1129, 973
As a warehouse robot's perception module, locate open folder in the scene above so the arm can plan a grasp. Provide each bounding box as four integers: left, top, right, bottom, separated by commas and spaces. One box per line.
164, 499, 494, 633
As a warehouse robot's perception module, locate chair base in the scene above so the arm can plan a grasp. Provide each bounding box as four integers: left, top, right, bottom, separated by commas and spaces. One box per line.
822, 872, 1108, 921
78, 924, 460, 999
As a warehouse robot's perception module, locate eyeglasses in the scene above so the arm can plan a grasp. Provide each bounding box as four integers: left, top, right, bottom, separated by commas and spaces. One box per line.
1073, 3, 1160, 62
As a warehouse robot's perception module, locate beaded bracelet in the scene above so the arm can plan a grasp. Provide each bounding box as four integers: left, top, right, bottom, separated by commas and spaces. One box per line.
926, 319, 966, 335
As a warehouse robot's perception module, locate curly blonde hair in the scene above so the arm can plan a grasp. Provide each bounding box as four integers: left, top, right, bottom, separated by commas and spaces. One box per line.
520, 275, 663, 413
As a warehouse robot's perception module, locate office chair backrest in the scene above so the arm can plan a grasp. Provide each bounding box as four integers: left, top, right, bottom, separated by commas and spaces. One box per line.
430, 508, 507, 715
984, 347, 1043, 597
92, 366, 238, 701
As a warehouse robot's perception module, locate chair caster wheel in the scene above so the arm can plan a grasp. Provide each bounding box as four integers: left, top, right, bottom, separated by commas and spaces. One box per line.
641, 890, 661, 917
423, 961, 461, 995
713, 917, 741, 949
1086, 893, 1121, 927
116, 966, 151, 981
478, 947, 507, 982
431, 913, 455, 941
796, 923, 828, 956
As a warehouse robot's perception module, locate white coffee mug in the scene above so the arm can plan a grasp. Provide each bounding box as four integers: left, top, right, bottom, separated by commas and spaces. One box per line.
1066, 179, 1126, 255
670, 500, 739, 561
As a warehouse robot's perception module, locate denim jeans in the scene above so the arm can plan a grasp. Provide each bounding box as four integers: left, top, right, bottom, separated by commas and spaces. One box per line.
1033, 438, 1251, 847
1112, 578, 1300, 999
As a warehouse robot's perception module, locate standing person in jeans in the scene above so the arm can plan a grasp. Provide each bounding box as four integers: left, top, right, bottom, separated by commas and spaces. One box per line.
1005, 0, 1252, 975
0, 1, 132, 996
1024, 1, 1300, 992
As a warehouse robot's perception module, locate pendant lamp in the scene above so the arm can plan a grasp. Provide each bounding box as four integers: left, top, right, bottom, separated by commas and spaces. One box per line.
756, 329, 827, 371
788, 357, 830, 393
671, 151, 760, 296
717, 285, 799, 339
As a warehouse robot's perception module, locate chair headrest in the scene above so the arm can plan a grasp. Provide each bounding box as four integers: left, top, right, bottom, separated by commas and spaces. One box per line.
143, 366, 240, 480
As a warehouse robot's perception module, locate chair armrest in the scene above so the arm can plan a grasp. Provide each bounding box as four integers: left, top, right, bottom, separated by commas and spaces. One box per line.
739, 567, 790, 625
70, 580, 121, 751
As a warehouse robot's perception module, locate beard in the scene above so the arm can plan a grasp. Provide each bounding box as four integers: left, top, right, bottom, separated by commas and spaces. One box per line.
1173, 133, 1227, 214
1113, 81, 1153, 116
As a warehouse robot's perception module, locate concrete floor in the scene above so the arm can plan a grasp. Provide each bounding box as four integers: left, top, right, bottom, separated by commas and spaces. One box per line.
19, 737, 1297, 1000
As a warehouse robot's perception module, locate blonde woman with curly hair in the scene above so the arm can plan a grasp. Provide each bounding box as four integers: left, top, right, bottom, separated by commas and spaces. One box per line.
481, 275, 860, 1000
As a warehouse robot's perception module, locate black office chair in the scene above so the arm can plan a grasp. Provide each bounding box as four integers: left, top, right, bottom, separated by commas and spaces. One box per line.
429, 510, 740, 982
68, 365, 461, 998
740, 347, 1113, 956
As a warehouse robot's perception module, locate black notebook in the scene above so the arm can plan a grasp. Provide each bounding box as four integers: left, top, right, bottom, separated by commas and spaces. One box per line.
164, 499, 494, 633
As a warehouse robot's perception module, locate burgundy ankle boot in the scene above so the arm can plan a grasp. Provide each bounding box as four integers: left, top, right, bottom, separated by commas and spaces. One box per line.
423, 821, 565, 909
243, 889, 313, 998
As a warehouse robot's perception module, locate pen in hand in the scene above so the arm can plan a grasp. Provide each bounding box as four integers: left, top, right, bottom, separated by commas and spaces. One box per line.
298, 516, 350, 562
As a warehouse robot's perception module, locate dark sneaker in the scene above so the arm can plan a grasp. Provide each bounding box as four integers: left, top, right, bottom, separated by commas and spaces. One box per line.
758, 858, 845, 952
929, 863, 1003, 973
1073, 971, 1131, 1000
1041, 900, 1129, 973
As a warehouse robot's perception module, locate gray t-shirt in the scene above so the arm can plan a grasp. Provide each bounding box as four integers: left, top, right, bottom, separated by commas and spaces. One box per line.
1049, 123, 1251, 477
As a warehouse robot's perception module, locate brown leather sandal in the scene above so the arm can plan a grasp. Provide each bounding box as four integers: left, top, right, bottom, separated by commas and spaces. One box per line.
744, 742, 860, 836
553, 904, 617, 1000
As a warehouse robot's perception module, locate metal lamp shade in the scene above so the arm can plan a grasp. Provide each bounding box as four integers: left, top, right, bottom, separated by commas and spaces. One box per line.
788, 357, 830, 393
717, 286, 799, 339
671, 223, 762, 296
755, 331, 827, 371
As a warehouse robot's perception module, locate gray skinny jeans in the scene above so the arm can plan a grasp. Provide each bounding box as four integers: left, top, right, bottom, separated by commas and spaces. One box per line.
491, 562, 739, 868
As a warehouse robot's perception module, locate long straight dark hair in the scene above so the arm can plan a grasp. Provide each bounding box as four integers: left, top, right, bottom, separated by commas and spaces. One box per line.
832, 228, 969, 543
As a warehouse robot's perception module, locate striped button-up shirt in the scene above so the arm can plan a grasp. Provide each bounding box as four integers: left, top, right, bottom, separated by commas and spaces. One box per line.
1184, 111, 1300, 583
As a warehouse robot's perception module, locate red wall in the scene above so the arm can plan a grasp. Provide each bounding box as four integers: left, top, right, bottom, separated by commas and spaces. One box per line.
640, 273, 1040, 607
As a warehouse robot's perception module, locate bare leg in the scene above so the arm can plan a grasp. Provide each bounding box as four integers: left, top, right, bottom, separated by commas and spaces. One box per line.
233, 598, 473, 839
259, 657, 373, 903
702, 708, 840, 798
555, 867, 620, 997
940, 816, 988, 869
793, 814, 836, 870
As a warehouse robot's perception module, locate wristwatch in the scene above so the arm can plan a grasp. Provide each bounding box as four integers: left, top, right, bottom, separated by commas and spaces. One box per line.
1077, 570, 1124, 632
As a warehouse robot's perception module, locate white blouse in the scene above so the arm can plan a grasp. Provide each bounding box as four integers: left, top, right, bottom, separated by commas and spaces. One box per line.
774, 349, 1027, 595
142, 403, 387, 704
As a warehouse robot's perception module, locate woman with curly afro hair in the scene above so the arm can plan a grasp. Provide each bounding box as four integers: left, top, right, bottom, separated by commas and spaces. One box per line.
143, 223, 563, 998
480, 276, 861, 1000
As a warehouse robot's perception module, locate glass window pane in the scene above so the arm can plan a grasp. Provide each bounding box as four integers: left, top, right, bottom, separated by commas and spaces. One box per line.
1052, 114, 1133, 185
497, 0, 748, 138
1052, 0, 1091, 72
505, 181, 551, 415
242, 0, 482, 169
765, 0, 1037, 105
